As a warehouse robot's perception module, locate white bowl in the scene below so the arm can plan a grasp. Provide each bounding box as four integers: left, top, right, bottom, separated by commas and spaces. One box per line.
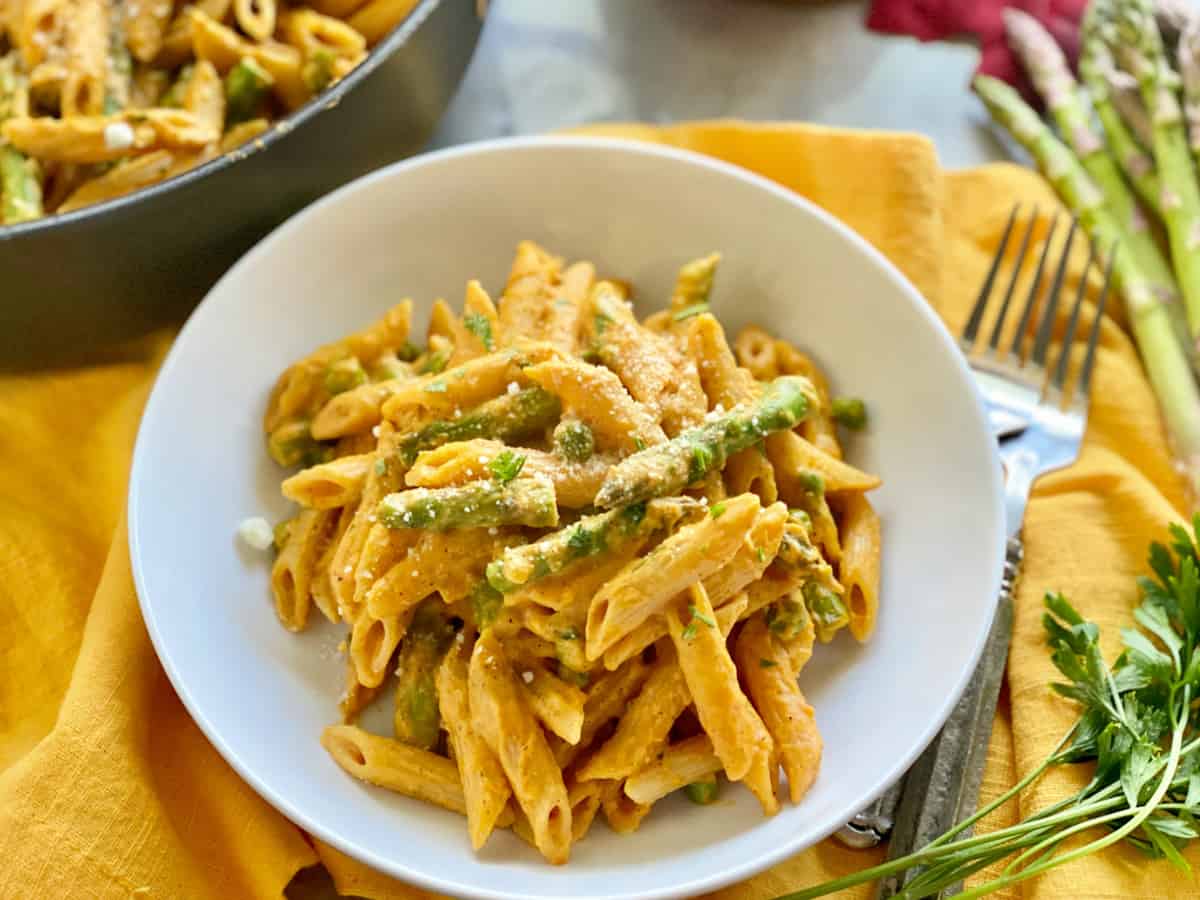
129, 136, 1004, 900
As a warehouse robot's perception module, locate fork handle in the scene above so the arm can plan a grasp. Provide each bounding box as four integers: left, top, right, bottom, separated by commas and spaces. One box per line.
875, 535, 1022, 898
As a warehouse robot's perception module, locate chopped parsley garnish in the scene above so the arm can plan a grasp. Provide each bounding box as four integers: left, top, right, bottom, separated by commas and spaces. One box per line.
373, 458, 388, 476
396, 341, 421, 362
672, 302, 708, 321
689, 443, 715, 481
488, 450, 526, 485
756, 546, 766, 563
463, 313, 495, 350
634, 436, 647, 452
557, 626, 580, 641
567, 524, 597, 558
594, 312, 612, 335
710, 501, 727, 518
424, 380, 448, 393
682, 602, 716, 640
620, 502, 648, 533
831, 396, 868, 430
759, 658, 778, 668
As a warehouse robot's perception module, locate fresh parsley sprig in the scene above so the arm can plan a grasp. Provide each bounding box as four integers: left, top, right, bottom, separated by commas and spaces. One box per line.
778, 517, 1200, 899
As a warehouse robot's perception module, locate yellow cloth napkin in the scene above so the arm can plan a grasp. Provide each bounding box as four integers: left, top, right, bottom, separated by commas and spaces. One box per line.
0, 121, 1191, 900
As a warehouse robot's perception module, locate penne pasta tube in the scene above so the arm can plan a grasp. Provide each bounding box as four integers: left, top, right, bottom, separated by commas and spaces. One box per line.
345, 0, 417, 45
600, 779, 651, 834
765, 429, 880, 494
406, 438, 611, 509
56, 149, 174, 212
60, 0, 108, 116
586, 280, 707, 434
437, 636, 512, 850
311, 500, 356, 623
773, 338, 841, 458
123, 0, 172, 63
469, 630, 572, 865
834, 492, 881, 642
549, 655, 650, 769
2, 108, 217, 162
338, 655, 385, 723
516, 661, 586, 745
585, 493, 760, 659
233, 0, 274, 41
733, 325, 779, 381
733, 615, 823, 803
665, 583, 773, 786
156, 0, 233, 67
321, 724, 467, 816
181, 58, 223, 135
270, 507, 336, 631
281, 452, 372, 509
523, 357, 665, 454
599, 501, 786, 671
538, 260, 591, 354
684, 312, 757, 409
624, 734, 723, 806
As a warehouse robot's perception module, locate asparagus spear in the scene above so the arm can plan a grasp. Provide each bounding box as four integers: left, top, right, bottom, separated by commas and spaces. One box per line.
0, 55, 42, 225
1108, 68, 1157, 150
393, 600, 456, 750
225, 57, 274, 126
1117, 0, 1200, 342
1079, 18, 1162, 216
1178, 19, 1200, 167
378, 476, 558, 531
974, 74, 1200, 496
485, 497, 699, 593
552, 418, 594, 462
396, 386, 561, 466
1005, 9, 1174, 295
594, 375, 815, 509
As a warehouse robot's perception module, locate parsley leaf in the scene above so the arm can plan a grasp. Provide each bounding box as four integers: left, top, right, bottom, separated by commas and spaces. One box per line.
710, 501, 727, 518
488, 450, 526, 485
464, 313, 495, 350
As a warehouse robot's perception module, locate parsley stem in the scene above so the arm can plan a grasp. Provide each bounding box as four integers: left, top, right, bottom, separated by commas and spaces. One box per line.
923, 728, 1072, 851
955, 685, 1192, 900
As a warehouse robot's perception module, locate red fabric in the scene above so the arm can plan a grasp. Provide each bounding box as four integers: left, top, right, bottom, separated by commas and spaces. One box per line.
866, 0, 1089, 106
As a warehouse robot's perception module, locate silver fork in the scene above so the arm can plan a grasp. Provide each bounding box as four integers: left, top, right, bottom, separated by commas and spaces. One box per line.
835, 205, 1115, 898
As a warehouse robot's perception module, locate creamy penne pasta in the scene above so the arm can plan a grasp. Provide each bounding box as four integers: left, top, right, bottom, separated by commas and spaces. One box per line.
0, 0, 421, 224
251, 243, 881, 862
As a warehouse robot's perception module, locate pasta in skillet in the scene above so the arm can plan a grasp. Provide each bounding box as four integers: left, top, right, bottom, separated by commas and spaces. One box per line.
250, 242, 882, 864
0, 0, 421, 223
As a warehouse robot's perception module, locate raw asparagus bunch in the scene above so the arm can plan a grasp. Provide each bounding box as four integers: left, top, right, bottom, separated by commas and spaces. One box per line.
973, 75, 1200, 496
1005, 8, 1177, 299
1116, 0, 1200, 342
1079, 6, 1162, 214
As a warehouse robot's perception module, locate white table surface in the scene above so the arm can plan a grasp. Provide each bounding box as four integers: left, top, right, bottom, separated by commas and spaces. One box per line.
289, 2, 999, 896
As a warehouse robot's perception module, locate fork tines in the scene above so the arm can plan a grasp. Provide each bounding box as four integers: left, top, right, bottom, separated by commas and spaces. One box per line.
959, 204, 1117, 410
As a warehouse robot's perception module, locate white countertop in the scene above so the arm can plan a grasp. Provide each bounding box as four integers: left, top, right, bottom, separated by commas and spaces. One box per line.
433, 0, 1006, 169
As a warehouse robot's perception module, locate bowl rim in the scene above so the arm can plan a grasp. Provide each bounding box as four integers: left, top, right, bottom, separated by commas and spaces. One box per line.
129, 134, 1006, 900
0, 0, 457, 242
